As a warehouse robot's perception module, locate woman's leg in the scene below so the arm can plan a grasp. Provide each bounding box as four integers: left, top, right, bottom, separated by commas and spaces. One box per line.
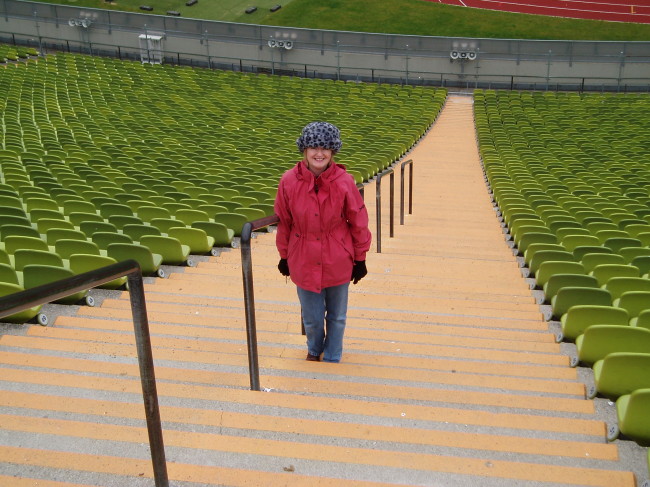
296, 286, 326, 358
322, 282, 349, 363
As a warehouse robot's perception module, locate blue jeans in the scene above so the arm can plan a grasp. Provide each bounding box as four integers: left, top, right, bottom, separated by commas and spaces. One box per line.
297, 283, 349, 363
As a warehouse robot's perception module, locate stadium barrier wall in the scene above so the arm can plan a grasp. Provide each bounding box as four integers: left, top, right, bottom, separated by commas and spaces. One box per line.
1, 0, 650, 91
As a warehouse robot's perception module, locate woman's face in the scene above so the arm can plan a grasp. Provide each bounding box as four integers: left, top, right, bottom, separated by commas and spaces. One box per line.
305, 147, 333, 176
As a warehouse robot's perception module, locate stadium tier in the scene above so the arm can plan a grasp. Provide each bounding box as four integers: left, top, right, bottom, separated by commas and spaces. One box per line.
476, 88, 650, 451
0, 48, 446, 317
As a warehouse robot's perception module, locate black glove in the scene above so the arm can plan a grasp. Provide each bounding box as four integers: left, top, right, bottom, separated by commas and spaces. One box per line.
278, 258, 290, 277
351, 260, 367, 284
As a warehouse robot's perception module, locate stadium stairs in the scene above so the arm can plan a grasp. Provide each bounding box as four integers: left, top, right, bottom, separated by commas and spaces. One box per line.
0, 95, 648, 487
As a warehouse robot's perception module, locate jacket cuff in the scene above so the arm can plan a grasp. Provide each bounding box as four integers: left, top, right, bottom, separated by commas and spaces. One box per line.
354, 252, 366, 261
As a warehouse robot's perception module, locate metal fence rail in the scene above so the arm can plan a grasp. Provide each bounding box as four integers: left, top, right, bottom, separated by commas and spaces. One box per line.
1, 0, 649, 90
0, 260, 170, 487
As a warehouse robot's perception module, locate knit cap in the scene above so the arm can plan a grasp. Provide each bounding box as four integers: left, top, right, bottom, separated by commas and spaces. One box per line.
296, 122, 342, 153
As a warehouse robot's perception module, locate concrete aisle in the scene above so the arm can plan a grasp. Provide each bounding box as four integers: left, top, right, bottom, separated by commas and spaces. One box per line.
0, 95, 645, 487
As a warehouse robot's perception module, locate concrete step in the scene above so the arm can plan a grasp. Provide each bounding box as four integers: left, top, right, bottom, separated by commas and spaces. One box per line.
0, 95, 645, 487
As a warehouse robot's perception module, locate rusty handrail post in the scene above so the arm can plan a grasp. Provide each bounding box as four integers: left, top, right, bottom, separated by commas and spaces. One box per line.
240, 214, 280, 391
0, 260, 169, 487
375, 167, 395, 253
400, 159, 414, 225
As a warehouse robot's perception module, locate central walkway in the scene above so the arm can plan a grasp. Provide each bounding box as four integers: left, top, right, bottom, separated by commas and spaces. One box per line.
0, 95, 642, 486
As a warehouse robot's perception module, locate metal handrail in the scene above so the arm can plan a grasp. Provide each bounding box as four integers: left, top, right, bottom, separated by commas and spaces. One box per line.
375, 167, 395, 253
240, 214, 280, 392
400, 159, 414, 225
0, 260, 169, 487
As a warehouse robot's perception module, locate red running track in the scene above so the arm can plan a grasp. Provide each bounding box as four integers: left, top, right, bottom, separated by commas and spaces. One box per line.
428, 0, 650, 23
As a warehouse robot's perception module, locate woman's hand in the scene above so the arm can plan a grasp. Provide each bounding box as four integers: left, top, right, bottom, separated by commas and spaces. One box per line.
351, 260, 367, 284
278, 258, 290, 276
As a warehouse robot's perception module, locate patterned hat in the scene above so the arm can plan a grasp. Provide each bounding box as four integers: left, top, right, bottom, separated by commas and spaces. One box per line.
296, 122, 342, 153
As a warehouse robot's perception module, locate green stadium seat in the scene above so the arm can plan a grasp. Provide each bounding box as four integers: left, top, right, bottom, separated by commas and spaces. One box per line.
590, 265, 641, 287
0, 263, 20, 285
576, 325, 650, 366
139, 235, 192, 266
54, 239, 102, 259
604, 237, 643, 253
2, 235, 49, 254
614, 388, 650, 445
535, 261, 585, 289
613, 291, 650, 319
604, 277, 650, 300
13, 249, 65, 271
542, 274, 599, 304
0, 224, 41, 239
560, 305, 629, 342
22, 264, 93, 306
528, 250, 575, 277
0, 282, 47, 325
550, 287, 612, 320
580, 253, 626, 273
106, 242, 164, 277
213, 212, 248, 238
136, 206, 172, 222
68, 254, 126, 289
190, 221, 234, 248
79, 221, 119, 237
591, 352, 650, 400
45, 228, 88, 245
167, 227, 216, 255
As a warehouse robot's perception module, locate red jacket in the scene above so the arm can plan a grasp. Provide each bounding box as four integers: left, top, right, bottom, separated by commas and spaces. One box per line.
275, 160, 371, 293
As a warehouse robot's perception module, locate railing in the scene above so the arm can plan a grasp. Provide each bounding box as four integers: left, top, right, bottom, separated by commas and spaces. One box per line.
240, 158, 414, 390
375, 167, 394, 253
240, 214, 280, 392
0, 260, 169, 487
400, 159, 414, 225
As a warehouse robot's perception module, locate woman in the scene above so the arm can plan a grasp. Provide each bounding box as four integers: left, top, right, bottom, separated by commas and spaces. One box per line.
274, 122, 372, 363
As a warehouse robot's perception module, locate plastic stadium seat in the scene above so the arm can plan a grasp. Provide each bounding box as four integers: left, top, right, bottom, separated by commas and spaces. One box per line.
590, 265, 641, 287
62, 200, 97, 215
560, 305, 629, 341
214, 212, 248, 238
190, 221, 234, 248
121, 224, 162, 241
22, 264, 93, 306
79, 221, 119, 237
528, 250, 575, 277
591, 353, 650, 400
0, 263, 20, 285
28, 208, 67, 223
561, 235, 600, 252
45, 228, 88, 245
139, 235, 192, 266
0, 282, 47, 325
175, 209, 210, 225
543, 274, 599, 304
136, 206, 172, 222
576, 325, 650, 366
580, 253, 626, 273
512, 225, 552, 247
92, 232, 133, 250
13, 249, 65, 271
613, 291, 650, 319
36, 218, 76, 233
594, 229, 629, 244
106, 243, 164, 278
68, 212, 104, 226
2, 235, 49, 254
68, 254, 126, 289
99, 203, 134, 219
55, 239, 102, 259
620, 247, 650, 264
535, 261, 585, 288
523, 244, 565, 266
604, 237, 643, 253
0, 224, 41, 239
614, 388, 650, 445
550, 287, 612, 320
167, 227, 217, 256
631, 310, 650, 330
604, 277, 650, 300
149, 218, 186, 233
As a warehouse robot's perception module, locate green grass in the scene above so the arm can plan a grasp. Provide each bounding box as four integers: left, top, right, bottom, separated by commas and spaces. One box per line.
39, 0, 650, 40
